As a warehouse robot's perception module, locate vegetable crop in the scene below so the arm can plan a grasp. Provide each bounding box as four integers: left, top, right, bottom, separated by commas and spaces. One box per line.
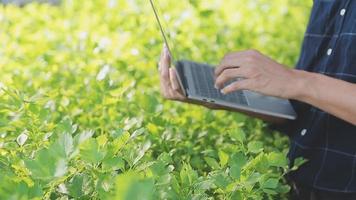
0, 0, 311, 199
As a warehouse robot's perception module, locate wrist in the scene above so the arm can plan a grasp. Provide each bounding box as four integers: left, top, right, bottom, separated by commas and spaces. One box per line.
287, 69, 315, 101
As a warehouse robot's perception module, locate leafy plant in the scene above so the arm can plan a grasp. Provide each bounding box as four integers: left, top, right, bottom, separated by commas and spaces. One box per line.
0, 0, 310, 199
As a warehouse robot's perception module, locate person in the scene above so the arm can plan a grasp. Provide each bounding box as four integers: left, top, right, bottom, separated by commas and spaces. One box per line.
158, 1, 356, 200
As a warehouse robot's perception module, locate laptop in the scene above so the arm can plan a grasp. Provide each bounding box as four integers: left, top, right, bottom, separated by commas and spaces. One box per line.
149, 0, 297, 120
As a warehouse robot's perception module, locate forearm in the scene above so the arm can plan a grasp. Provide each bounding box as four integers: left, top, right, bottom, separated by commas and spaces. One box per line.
290, 70, 356, 125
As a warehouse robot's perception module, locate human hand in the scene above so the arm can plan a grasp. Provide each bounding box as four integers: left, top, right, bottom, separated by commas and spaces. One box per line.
158, 45, 222, 110
158, 45, 186, 101
214, 50, 299, 99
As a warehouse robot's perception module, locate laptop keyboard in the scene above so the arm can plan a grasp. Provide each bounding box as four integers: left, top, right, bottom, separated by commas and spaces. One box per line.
189, 62, 248, 105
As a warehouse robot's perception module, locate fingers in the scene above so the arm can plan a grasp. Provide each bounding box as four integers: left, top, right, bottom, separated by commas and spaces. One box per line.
169, 68, 186, 100
214, 67, 251, 89
214, 68, 237, 89
160, 46, 170, 77
172, 90, 186, 101
158, 45, 186, 101
215, 52, 245, 77
159, 47, 172, 96
169, 68, 180, 91
215, 49, 261, 78
221, 79, 254, 94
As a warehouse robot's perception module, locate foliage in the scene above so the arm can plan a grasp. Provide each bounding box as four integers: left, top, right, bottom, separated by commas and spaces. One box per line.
0, 0, 310, 199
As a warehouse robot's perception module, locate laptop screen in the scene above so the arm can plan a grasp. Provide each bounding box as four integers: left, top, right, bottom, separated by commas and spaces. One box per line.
149, 0, 177, 61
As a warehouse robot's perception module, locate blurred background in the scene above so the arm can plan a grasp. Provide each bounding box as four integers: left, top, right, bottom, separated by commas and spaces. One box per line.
0, 0, 59, 6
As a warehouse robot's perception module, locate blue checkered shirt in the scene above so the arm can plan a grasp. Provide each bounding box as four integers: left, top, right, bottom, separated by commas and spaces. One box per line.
274, 0, 356, 193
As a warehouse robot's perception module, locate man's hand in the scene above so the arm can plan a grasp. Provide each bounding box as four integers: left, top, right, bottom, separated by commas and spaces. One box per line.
159, 45, 186, 101
158, 45, 222, 109
214, 50, 300, 99
158, 46, 294, 123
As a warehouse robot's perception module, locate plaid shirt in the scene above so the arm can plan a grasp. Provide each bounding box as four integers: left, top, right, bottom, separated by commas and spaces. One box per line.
274, 0, 356, 193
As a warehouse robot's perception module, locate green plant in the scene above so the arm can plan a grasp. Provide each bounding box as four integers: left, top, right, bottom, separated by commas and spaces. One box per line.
0, 0, 310, 199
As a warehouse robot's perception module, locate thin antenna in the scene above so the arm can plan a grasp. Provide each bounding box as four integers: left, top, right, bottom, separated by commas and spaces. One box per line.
149, 0, 174, 59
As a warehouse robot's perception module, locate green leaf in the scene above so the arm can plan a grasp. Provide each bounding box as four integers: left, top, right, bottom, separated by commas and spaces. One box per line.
229, 129, 246, 143
218, 150, 229, 167
150, 161, 168, 176
156, 173, 172, 186
0, 179, 43, 200
247, 141, 263, 153
67, 174, 84, 198
204, 157, 220, 170
230, 164, 242, 180
97, 135, 108, 147
267, 152, 288, 168
25, 148, 68, 181
200, 9, 214, 17
246, 172, 262, 186
157, 152, 173, 165
146, 123, 160, 135
231, 191, 243, 200
55, 117, 77, 135
54, 132, 74, 159
196, 179, 214, 191
133, 141, 151, 166
212, 173, 229, 189
125, 178, 155, 200
79, 138, 107, 164
276, 184, 291, 194
130, 127, 145, 139
180, 163, 198, 186
102, 157, 125, 171
112, 132, 130, 153
251, 153, 269, 173
229, 153, 247, 179
115, 171, 155, 200
74, 130, 95, 147
171, 176, 181, 194
110, 128, 124, 139
261, 178, 279, 189
291, 157, 308, 170
263, 188, 278, 195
